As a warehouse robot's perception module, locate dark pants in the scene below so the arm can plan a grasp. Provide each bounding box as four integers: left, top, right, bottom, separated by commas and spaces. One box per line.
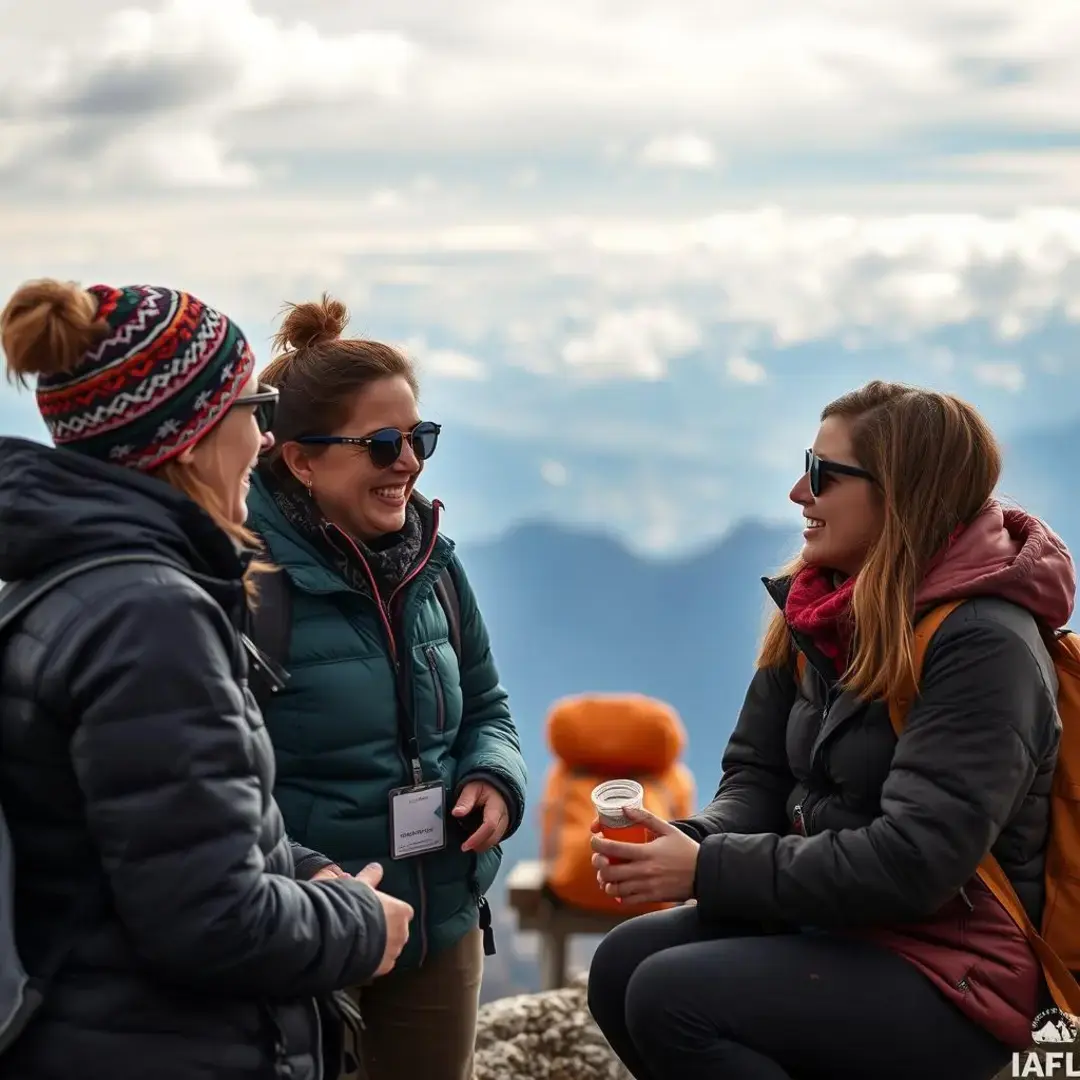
587, 905, 1013, 1080
341, 928, 484, 1080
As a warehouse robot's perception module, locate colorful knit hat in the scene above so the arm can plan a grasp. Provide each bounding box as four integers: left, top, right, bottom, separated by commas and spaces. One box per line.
36, 283, 256, 472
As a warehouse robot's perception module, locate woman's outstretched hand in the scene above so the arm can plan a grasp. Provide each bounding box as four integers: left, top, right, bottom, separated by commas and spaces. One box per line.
590, 806, 700, 904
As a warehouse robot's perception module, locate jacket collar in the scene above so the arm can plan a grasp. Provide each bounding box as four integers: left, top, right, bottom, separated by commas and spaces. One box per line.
246, 471, 454, 598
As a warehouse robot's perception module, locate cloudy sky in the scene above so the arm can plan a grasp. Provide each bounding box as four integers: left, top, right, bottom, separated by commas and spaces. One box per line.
2, 0, 1079, 554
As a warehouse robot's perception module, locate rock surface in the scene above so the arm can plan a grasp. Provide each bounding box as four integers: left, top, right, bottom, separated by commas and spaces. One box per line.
474, 972, 630, 1080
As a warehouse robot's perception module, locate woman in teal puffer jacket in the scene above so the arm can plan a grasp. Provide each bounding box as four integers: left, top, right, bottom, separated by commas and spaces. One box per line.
245, 294, 528, 1080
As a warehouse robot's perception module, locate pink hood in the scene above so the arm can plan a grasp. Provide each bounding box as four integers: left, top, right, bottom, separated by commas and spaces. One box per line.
916, 500, 1076, 629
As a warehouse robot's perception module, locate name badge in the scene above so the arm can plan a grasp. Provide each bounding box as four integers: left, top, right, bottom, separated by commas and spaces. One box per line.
389, 781, 447, 859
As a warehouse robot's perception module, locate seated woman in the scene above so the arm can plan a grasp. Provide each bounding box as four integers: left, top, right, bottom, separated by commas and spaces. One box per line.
0, 279, 409, 1080
244, 294, 528, 1080
587, 380, 1073, 1080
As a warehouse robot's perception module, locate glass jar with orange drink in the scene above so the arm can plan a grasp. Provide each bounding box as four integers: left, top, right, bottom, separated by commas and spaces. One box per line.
591, 779, 649, 864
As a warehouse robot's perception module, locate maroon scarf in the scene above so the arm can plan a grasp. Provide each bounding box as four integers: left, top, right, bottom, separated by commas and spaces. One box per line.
784, 567, 856, 675
785, 521, 971, 675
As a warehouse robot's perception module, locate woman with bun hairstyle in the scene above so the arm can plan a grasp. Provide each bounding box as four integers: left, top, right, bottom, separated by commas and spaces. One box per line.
586, 381, 1074, 1080
245, 294, 527, 1080
0, 280, 413, 1080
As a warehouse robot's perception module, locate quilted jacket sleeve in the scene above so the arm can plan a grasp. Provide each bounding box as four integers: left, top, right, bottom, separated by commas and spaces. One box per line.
50, 573, 388, 995
691, 615, 1055, 926
671, 662, 797, 841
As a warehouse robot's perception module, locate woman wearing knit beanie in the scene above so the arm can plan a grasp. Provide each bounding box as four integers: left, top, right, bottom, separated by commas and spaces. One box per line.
0, 280, 411, 1080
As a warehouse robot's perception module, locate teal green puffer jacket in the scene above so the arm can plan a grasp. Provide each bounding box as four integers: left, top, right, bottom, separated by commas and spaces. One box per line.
246, 474, 528, 971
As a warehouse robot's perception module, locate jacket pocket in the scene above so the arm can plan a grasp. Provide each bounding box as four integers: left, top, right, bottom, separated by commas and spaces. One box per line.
425, 647, 446, 733
793, 791, 829, 836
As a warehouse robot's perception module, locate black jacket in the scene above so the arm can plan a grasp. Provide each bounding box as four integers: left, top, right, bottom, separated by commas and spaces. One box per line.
0, 437, 386, 1080
676, 577, 1061, 930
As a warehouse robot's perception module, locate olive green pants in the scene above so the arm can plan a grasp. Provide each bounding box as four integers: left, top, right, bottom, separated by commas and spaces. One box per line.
341, 928, 484, 1080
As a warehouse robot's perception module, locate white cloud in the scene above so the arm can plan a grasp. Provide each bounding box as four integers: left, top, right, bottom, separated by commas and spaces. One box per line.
3, 1, 1080, 185
540, 460, 569, 487
104, 0, 413, 106
560, 307, 702, 380
422, 349, 486, 381
0, 0, 416, 188
404, 337, 486, 381
5, 199, 1080, 372
639, 133, 718, 170
726, 356, 767, 384
510, 167, 539, 189
95, 130, 257, 190
973, 361, 1026, 393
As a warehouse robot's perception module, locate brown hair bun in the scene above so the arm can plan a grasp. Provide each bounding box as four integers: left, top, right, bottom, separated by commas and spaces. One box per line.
272, 291, 349, 354
1, 279, 102, 385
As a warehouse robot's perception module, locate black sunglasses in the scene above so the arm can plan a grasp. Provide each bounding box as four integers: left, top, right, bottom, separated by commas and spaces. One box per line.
230, 385, 279, 433
297, 421, 441, 469
805, 448, 875, 497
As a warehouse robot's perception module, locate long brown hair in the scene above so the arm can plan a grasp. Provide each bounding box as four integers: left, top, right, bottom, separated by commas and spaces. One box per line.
153, 459, 267, 602
756, 380, 1002, 702
258, 292, 418, 483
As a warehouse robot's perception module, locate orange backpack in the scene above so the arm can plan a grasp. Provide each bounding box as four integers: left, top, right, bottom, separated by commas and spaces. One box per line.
539, 693, 696, 916
797, 600, 1080, 1018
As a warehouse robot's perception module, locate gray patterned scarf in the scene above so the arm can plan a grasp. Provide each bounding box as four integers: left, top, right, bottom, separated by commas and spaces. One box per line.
264, 470, 425, 600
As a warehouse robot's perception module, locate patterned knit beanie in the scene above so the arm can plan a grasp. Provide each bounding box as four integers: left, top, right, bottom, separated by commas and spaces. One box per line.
4, 282, 255, 472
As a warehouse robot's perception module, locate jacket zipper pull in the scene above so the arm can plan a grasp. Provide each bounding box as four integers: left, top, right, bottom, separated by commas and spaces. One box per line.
793, 804, 807, 836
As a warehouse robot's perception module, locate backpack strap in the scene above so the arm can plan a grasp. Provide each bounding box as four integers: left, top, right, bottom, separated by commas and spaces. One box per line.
0, 553, 187, 636
979, 853, 1080, 1018
245, 561, 461, 709
246, 569, 293, 709
433, 563, 462, 664
889, 599, 1080, 1018
886, 600, 967, 736
248, 569, 292, 669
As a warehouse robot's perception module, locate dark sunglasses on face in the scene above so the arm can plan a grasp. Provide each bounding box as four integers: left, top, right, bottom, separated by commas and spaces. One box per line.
229, 385, 279, 434
296, 421, 441, 469
805, 448, 875, 497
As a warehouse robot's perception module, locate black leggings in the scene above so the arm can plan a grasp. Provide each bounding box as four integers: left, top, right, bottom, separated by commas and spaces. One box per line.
586, 905, 1013, 1080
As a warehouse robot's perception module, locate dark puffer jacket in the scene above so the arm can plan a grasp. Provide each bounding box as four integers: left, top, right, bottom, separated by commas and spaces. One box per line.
685, 595, 1060, 924
674, 504, 1075, 1049
0, 437, 387, 1080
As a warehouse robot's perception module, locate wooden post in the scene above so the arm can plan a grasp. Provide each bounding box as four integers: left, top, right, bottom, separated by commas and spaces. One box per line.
505, 859, 634, 991
537, 895, 569, 990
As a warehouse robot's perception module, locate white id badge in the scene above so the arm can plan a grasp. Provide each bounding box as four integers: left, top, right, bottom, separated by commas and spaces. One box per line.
389, 781, 447, 859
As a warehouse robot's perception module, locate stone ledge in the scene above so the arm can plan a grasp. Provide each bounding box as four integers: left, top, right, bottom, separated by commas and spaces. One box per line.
474, 972, 630, 1080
